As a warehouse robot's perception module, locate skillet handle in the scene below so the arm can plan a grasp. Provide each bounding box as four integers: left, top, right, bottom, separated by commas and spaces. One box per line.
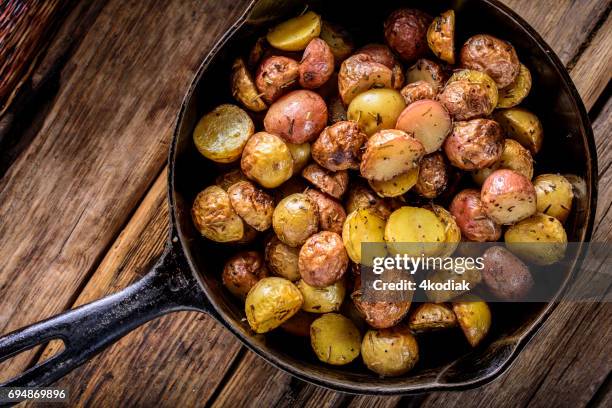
0, 242, 209, 388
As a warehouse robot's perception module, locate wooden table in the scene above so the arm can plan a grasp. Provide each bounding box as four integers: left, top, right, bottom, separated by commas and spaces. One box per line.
0, 1, 610, 406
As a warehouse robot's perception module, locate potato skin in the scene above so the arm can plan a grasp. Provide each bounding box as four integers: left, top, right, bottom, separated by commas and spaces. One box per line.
395, 99, 452, 154
228, 181, 275, 231
305, 189, 346, 234
240, 132, 293, 188
534, 174, 574, 223
361, 326, 419, 376
460, 34, 520, 89
443, 119, 503, 170
414, 152, 449, 198
192, 186, 244, 242
342, 208, 387, 264
286, 142, 311, 174
255, 56, 299, 103
297, 279, 345, 313
245, 277, 303, 334
328, 94, 348, 124
222, 251, 269, 299
310, 313, 361, 365
497, 63, 532, 108
265, 236, 301, 281
301, 163, 349, 199
427, 9, 455, 64
409, 303, 457, 332
481, 169, 537, 225
264, 90, 328, 143
438, 80, 493, 121
352, 291, 412, 329
504, 213, 568, 265
231, 58, 267, 112
347, 89, 406, 136
299, 231, 348, 287
384, 8, 432, 62
273, 193, 319, 247
360, 129, 425, 181
299, 38, 335, 89
357, 44, 405, 88
266, 11, 322, 52
494, 108, 543, 154
312, 121, 367, 171
406, 58, 447, 90
452, 296, 491, 347
450, 189, 501, 242
482, 246, 533, 300
400, 80, 437, 105
338, 54, 394, 105
472, 139, 534, 185
345, 182, 399, 220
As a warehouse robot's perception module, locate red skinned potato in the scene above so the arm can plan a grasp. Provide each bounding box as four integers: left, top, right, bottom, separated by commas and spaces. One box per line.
357, 44, 404, 88
360, 129, 425, 181
304, 189, 347, 234
400, 81, 437, 105
255, 56, 299, 103
299, 231, 348, 287
338, 54, 395, 105
384, 8, 433, 62
302, 163, 349, 199
312, 121, 368, 171
264, 90, 328, 143
299, 38, 335, 89
482, 246, 534, 301
481, 169, 537, 225
395, 99, 452, 154
450, 189, 502, 242
222, 251, 269, 299
406, 58, 447, 90
414, 152, 449, 199
460, 34, 520, 89
443, 119, 503, 170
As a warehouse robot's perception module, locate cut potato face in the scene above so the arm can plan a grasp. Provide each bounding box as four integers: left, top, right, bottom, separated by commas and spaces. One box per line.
193, 104, 254, 163
395, 99, 452, 153
494, 108, 543, 154
481, 169, 537, 225
342, 208, 386, 264
267, 11, 322, 51
231, 58, 267, 112
534, 174, 574, 223
369, 166, 419, 197
427, 9, 455, 64
245, 277, 303, 333
297, 279, 346, 313
428, 204, 461, 257
504, 213, 568, 265
302, 163, 349, 199
497, 64, 532, 108
452, 296, 491, 347
338, 54, 395, 105
360, 129, 425, 181
409, 303, 457, 332
347, 88, 406, 136
240, 132, 293, 188
406, 58, 446, 90
192, 186, 244, 243
310, 313, 361, 365
472, 139, 534, 185
384, 207, 446, 256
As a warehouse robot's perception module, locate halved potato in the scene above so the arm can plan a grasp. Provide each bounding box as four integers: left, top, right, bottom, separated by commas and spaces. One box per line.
369, 166, 419, 197
497, 64, 532, 108
494, 108, 543, 154
360, 129, 425, 181
267, 11, 322, 51
384, 207, 445, 257
405, 58, 446, 90
481, 169, 537, 225
427, 9, 455, 64
342, 208, 386, 264
504, 213, 568, 265
245, 277, 303, 333
409, 303, 457, 332
310, 313, 361, 365
231, 58, 267, 112
534, 174, 574, 223
338, 54, 395, 105
395, 99, 452, 153
347, 88, 406, 136
302, 163, 349, 199
452, 295, 491, 347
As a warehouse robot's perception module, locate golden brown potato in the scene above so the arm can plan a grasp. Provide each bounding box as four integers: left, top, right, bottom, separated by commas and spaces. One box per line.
504, 213, 568, 265
482, 246, 533, 300
192, 186, 244, 243
264, 90, 328, 143
299, 38, 335, 89
222, 251, 269, 299
481, 169, 537, 225
231, 58, 267, 112
497, 64, 532, 108
338, 54, 395, 105
438, 70, 498, 120
299, 231, 348, 287
360, 129, 425, 181
245, 277, 303, 333
319, 21, 354, 63
472, 139, 534, 185
357, 44, 404, 89
301, 163, 349, 199
400, 80, 437, 105
265, 236, 301, 281
272, 193, 319, 247
449, 189, 502, 242
342, 208, 387, 264
428, 204, 461, 258
534, 174, 574, 223
227, 181, 274, 231
414, 152, 449, 198
215, 168, 249, 191
409, 303, 457, 332
361, 326, 419, 376
369, 166, 419, 197
352, 289, 412, 329
280, 310, 317, 336
310, 313, 361, 365
452, 296, 492, 347
311, 121, 368, 171
240, 132, 293, 188
460, 34, 520, 89
385, 206, 446, 257
193, 104, 254, 163
297, 279, 346, 313
406, 58, 447, 90
494, 108, 543, 154
255, 55, 299, 104
347, 89, 406, 136
384, 8, 432, 62
395, 99, 452, 153
304, 189, 347, 234
427, 9, 455, 64
286, 142, 311, 174
266, 11, 322, 51
443, 119, 503, 170
345, 182, 399, 220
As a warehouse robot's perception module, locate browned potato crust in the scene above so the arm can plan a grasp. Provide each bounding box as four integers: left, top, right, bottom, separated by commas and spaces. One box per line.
360, 129, 425, 181
481, 169, 537, 225
299, 231, 348, 287
357, 44, 404, 88
338, 54, 395, 105
231, 58, 267, 112
265, 235, 301, 281
414, 152, 449, 198
240, 131, 293, 188
305, 189, 347, 234
534, 174, 574, 223
264, 90, 328, 143
345, 182, 400, 220
319, 21, 354, 63
192, 186, 244, 242
312, 121, 368, 171
460, 34, 520, 89
228, 181, 275, 231
449, 189, 501, 242
482, 246, 533, 300
384, 8, 432, 62
400, 80, 437, 105
427, 10, 455, 64
222, 251, 269, 299
409, 303, 457, 332
493, 108, 544, 154
438, 80, 494, 120
255, 55, 299, 103
302, 163, 349, 199
443, 119, 503, 170
299, 38, 335, 89
352, 291, 412, 329
406, 58, 447, 90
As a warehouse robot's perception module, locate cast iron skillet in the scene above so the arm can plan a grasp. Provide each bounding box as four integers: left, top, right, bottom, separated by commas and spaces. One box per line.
0, 0, 597, 395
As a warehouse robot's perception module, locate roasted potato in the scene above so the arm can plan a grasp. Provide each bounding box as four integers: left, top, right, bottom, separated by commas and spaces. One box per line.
265, 236, 301, 281
472, 139, 534, 185
409, 303, 457, 332
286, 142, 311, 174
305, 189, 347, 234
369, 166, 419, 197
280, 311, 318, 336
319, 21, 354, 63
497, 64, 532, 108
301, 163, 349, 199
438, 70, 498, 120
400, 80, 437, 105
215, 168, 249, 191
245, 277, 303, 333
425, 266, 482, 303
342, 208, 387, 264
267, 11, 322, 51
395, 99, 452, 153
297, 279, 346, 313
360, 129, 425, 181
494, 107, 543, 154
352, 291, 412, 330
345, 182, 399, 220
482, 246, 533, 300
193, 104, 254, 163
384, 8, 432, 62
460, 34, 520, 89
534, 174, 574, 223
481, 169, 537, 225
443, 119, 503, 170
264, 90, 328, 143
241, 132, 293, 188
328, 94, 348, 123
452, 296, 492, 347
299, 38, 335, 89
231, 58, 267, 112
347, 89, 406, 136
449, 189, 502, 242
428, 204, 461, 257
299, 231, 348, 287
504, 213, 568, 265
228, 181, 275, 231
338, 54, 395, 105
361, 326, 419, 376
384, 207, 446, 257
427, 9, 455, 64
312, 121, 368, 171
192, 186, 244, 242
414, 152, 449, 199
272, 193, 319, 247
222, 251, 269, 299
255, 55, 299, 103
406, 58, 446, 90
310, 313, 361, 365
357, 44, 404, 89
